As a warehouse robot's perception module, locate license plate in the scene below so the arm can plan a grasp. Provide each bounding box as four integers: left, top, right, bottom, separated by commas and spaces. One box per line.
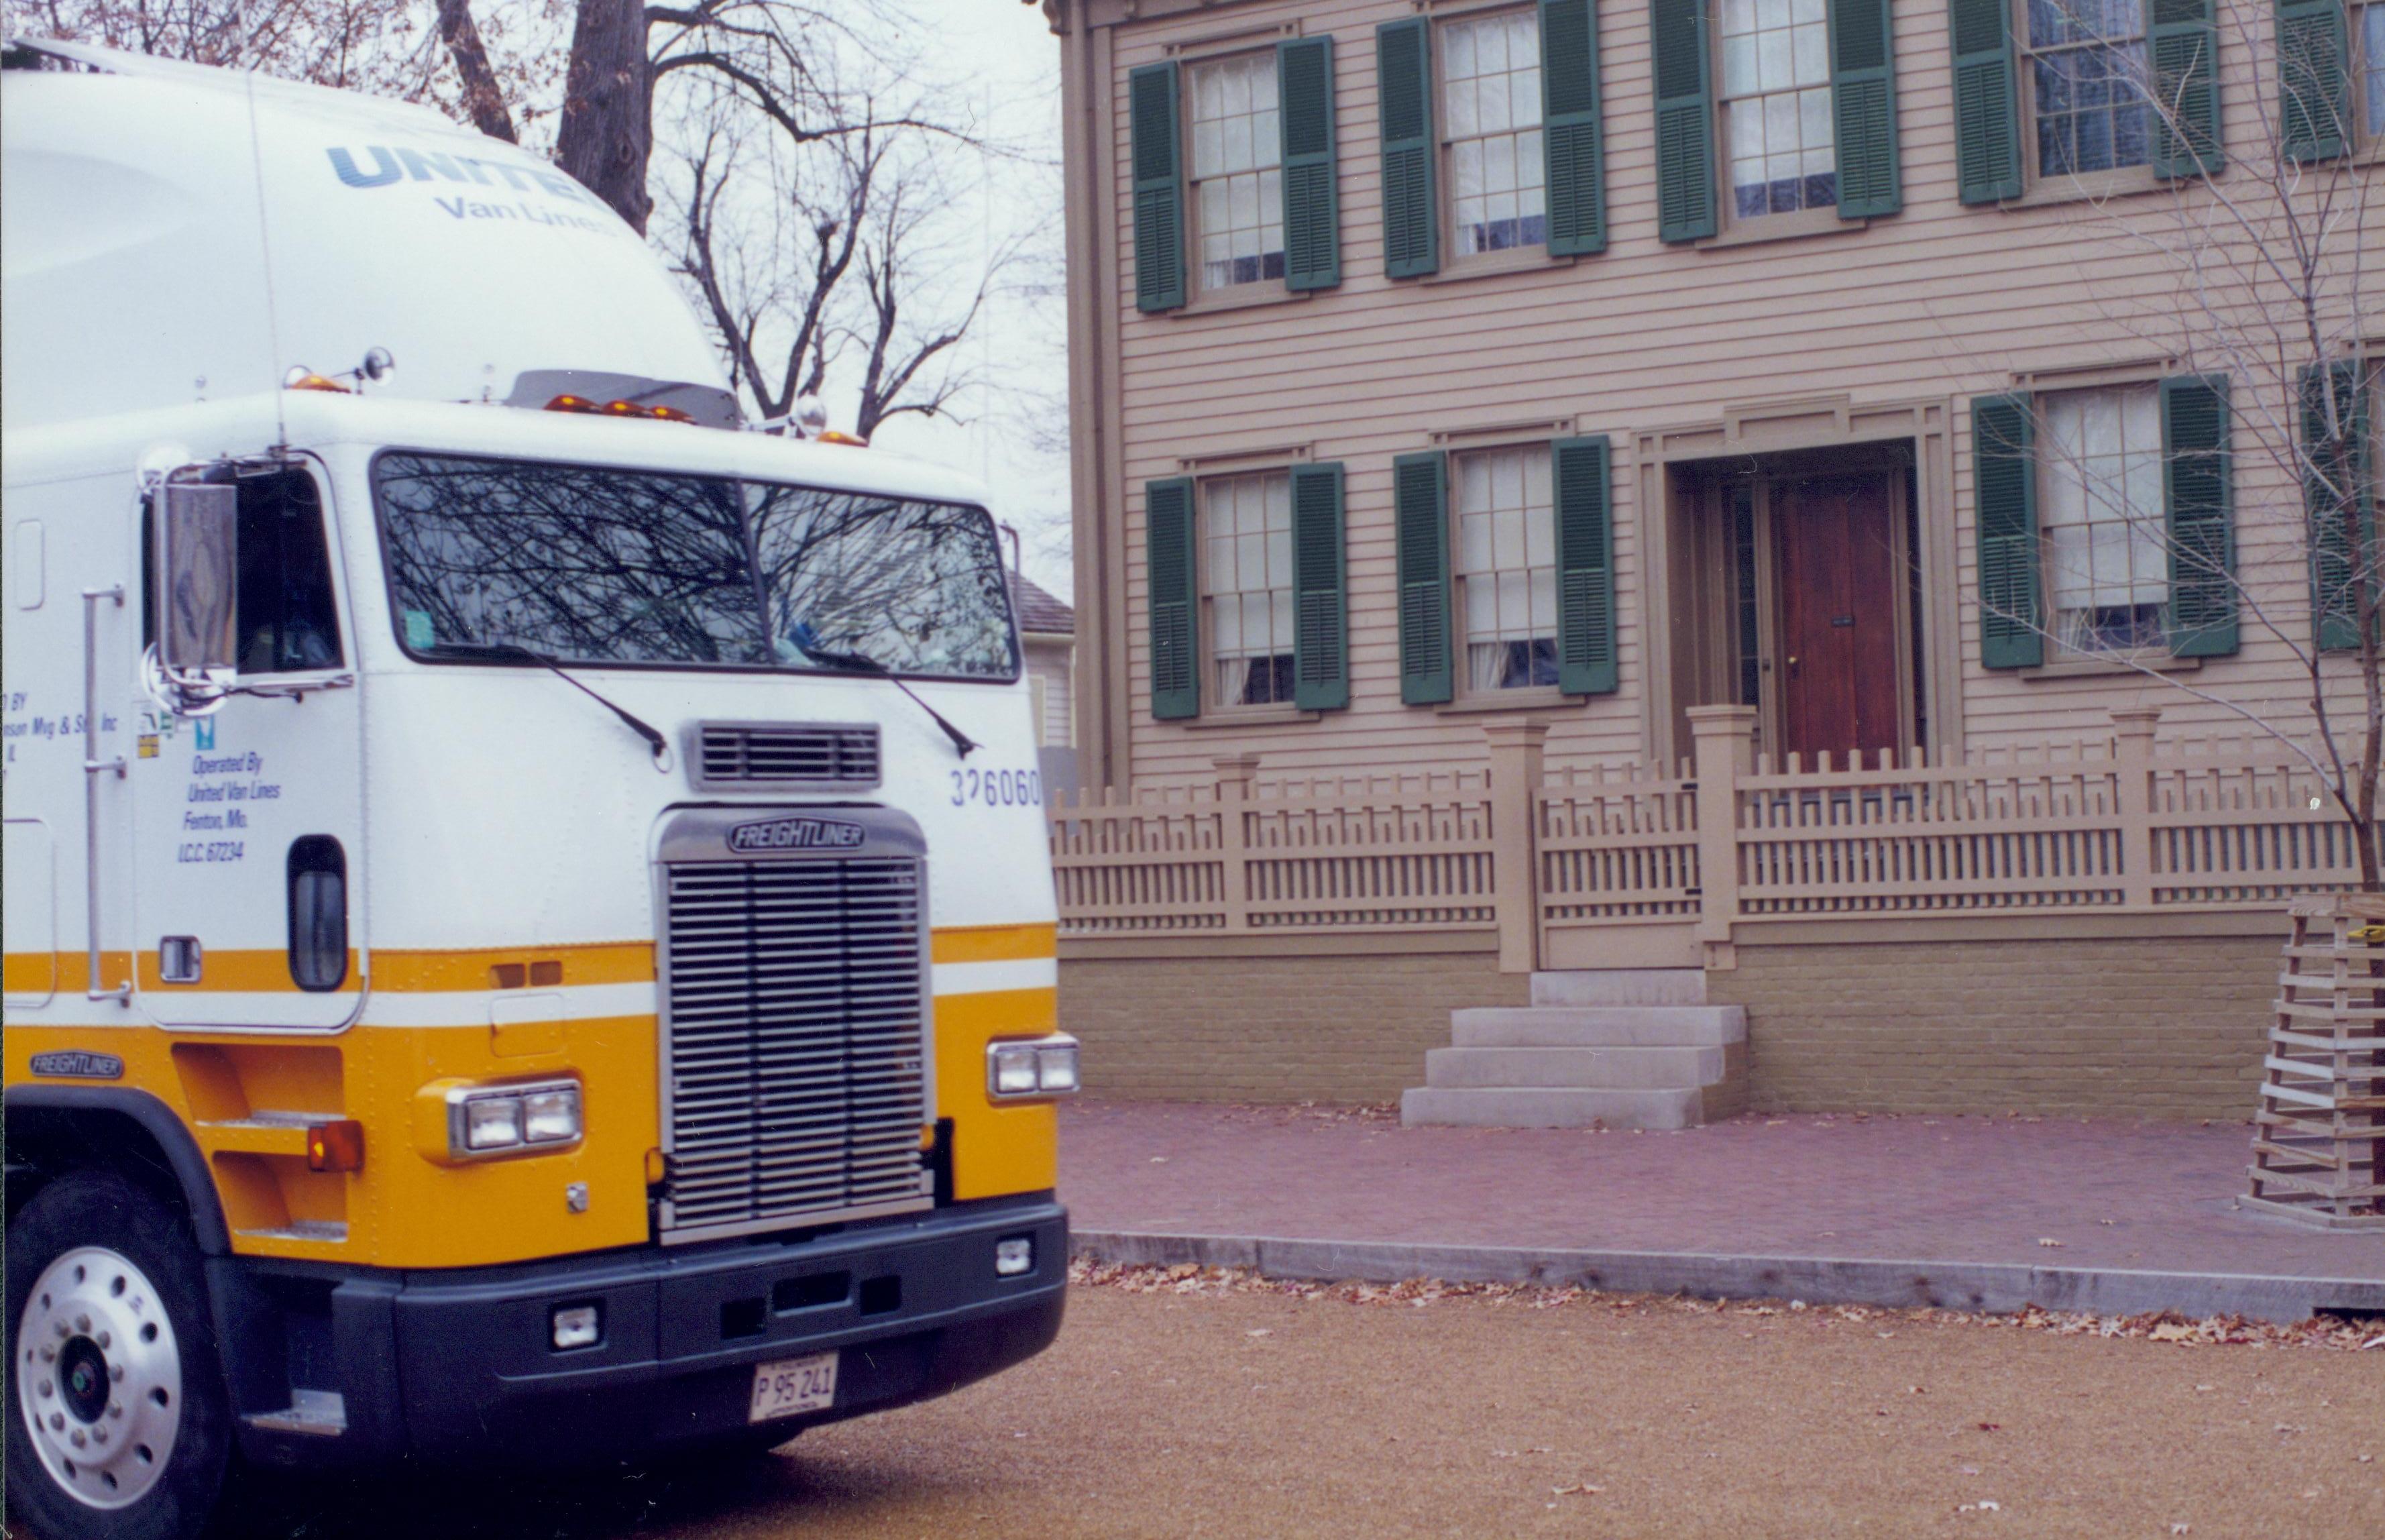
748, 1351, 838, 1423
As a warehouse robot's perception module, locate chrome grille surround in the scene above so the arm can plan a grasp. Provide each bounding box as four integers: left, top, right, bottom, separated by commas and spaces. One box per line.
689, 721, 882, 791
654, 805, 931, 1245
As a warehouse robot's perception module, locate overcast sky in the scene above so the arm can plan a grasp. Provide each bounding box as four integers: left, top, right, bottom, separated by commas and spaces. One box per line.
858, 2, 1076, 605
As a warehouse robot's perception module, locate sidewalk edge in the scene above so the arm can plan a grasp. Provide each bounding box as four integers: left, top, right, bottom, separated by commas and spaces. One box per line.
1070, 1231, 2385, 1325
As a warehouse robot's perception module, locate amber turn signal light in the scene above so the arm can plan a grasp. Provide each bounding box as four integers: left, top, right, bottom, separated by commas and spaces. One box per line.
306, 1119, 366, 1173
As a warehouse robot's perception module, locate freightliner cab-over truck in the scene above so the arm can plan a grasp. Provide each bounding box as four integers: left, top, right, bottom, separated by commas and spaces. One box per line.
1, 40, 1076, 1540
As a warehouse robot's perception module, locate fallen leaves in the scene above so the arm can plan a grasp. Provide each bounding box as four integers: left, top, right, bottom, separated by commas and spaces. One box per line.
1550, 1483, 1604, 1496
1062, 1260, 2381, 1350
2036, 1238, 2064, 1248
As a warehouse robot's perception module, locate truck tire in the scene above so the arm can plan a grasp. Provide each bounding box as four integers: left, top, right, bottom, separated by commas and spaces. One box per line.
5, 1170, 233, 1540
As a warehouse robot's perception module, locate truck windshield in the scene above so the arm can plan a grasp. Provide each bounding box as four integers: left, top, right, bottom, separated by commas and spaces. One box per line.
372, 451, 1017, 679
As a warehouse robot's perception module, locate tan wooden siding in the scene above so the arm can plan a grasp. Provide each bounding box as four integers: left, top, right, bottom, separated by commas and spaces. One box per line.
1072, 0, 2382, 787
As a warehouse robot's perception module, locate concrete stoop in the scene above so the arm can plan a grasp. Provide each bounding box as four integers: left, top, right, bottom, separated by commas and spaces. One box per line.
1400, 970, 1747, 1130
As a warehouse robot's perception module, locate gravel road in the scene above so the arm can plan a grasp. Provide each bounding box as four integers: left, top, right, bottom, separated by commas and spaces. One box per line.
223, 1276, 2385, 1540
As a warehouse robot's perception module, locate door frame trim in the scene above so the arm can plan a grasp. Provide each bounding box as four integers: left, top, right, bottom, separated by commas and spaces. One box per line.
1636, 396, 1958, 766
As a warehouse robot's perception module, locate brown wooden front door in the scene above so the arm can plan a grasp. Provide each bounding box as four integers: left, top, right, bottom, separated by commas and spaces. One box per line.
1773, 474, 1902, 762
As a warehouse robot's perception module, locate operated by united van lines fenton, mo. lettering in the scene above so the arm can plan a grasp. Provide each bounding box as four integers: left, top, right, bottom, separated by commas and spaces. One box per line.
28, 1052, 125, 1081
727, 817, 867, 854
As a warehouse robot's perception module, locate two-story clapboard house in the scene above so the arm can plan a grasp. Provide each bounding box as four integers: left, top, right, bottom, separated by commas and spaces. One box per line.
1040, 0, 2383, 1123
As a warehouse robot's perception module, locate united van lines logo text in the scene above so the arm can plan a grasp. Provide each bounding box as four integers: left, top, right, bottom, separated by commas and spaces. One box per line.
728, 818, 866, 854
29, 1051, 123, 1081
325, 144, 612, 233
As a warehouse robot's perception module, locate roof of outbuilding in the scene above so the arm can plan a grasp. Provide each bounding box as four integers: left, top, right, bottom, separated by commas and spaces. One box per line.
1008, 569, 1075, 635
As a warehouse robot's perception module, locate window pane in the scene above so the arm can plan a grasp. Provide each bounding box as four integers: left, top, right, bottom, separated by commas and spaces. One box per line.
1443, 11, 1547, 255
1188, 54, 1286, 289
1723, 0, 1836, 215
1200, 472, 1294, 704
2041, 386, 2168, 649
1452, 447, 1557, 688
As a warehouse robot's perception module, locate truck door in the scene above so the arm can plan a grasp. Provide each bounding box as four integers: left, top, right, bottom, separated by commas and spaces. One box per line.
133, 464, 365, 1030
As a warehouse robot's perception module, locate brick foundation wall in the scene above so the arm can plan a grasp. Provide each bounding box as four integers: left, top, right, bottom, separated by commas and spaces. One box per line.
1060, 930, 2281, 1118
1057, 949, 1528, 1104
1708, 934, 2279, 1120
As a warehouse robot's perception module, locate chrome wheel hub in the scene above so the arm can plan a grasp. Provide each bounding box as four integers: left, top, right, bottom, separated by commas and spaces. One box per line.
15, 1246, 182, 1508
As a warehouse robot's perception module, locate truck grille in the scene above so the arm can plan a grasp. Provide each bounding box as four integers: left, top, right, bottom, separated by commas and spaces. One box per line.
660, 855, 929, 1238
694, 722, 881, 789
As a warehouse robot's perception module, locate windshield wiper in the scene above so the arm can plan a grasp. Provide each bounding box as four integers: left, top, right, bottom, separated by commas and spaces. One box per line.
425, 641, 671, 764
788, 624, 979, 759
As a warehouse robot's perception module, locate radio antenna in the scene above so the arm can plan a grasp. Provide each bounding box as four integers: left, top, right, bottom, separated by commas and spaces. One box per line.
243, 68, 286, 445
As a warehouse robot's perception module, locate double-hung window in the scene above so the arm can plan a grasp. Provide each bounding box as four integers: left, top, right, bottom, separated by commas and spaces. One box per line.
1720, 0, 1838, 217
1128, 40, 1341, 313
1454, 448, 1561, 690
1649, 0, 1899, 242
2023, 0, 2152, 179
1201, 472, 1297, 708
2040, 386, 2168, 651
1971, 377, 2237, 670
1188, 54, 1285, 292
1948, 0, 2219, 203
1442, 9, 1549, 256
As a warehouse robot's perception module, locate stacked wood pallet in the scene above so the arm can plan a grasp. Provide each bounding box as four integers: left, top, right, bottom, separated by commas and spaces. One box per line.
2246, 895, 2385, 1228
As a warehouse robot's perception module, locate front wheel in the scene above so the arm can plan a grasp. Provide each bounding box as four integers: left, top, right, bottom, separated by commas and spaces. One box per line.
5, 1171, 232, 1540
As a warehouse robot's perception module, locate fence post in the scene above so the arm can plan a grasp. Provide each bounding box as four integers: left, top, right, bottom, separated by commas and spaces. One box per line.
1213, 755, 1260, 934
1482, 720, 1549, 973
1687, 706, 1758, 970
2110, 706, 2161, 909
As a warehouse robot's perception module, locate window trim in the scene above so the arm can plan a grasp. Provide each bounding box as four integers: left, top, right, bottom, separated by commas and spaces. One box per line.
1433, 3, 1559, 274
2008, 0, 2162, 202
1193, 465, 1303, 717
1446, 439, 1564, 701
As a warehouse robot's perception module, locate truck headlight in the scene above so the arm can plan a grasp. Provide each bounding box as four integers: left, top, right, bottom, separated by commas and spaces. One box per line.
986, 1034, 1080, 1101
447, 1079, 583, 1160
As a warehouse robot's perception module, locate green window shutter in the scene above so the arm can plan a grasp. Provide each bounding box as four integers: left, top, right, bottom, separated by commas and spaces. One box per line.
1948, 0, 2021, 205
1376, 18, 1439, 278
1290, 462, 1350, 710
1394, 451, 1453, 704
1129, 62, 1185, 313
1278, 38, 1341, 292
2303, 362, 2373, 652
1539, 0, 1607, 256
1830, 0, 1901, 217
1972, 394, 2042, 669
2162, 374, 2237, 659
1649, 0, 1715, 243
1146, 477, 1199, 718
1553, 436, 1618, 696
2276, 0, 2350, 163
2149, 0, 2223, 178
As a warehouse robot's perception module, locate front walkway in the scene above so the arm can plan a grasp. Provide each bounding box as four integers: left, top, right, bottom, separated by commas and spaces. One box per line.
1058, 1102, 2384, 1320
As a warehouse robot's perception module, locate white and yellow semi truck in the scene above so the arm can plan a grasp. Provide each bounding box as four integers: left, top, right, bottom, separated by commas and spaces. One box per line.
1, 40, 1074, 1540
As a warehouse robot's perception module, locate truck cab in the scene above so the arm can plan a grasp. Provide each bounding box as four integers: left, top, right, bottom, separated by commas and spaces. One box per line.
3, 42, 1072, 1540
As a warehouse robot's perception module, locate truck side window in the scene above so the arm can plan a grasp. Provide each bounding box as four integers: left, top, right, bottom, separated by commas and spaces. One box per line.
237, 470, 344, 674
287, 834, 348, 991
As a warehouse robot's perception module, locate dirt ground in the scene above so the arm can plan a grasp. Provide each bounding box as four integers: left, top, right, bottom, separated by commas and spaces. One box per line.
189, 1274, 2385, 1539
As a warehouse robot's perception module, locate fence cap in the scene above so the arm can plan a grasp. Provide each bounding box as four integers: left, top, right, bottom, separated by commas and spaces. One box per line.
2287, 893, 2385, 920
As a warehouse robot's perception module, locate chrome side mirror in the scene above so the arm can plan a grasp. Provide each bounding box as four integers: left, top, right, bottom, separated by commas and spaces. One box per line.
151, 482, 237, 713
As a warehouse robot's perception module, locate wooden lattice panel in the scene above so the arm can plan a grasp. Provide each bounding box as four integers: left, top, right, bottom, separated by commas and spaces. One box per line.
2245, 895, 2385, 1229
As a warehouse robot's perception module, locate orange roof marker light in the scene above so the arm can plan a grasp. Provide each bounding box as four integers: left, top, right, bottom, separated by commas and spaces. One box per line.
818, 430, 869, 447
544, 394, 696, 423
282, 365, 351, 393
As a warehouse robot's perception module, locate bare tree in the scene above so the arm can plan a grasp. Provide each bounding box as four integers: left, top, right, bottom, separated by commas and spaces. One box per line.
1975, 1, 2379, 883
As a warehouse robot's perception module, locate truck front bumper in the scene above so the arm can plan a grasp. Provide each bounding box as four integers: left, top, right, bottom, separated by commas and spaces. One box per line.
229, 1197, 1066, 1469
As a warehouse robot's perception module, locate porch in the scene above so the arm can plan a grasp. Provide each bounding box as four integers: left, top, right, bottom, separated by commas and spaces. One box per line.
1045, 708, 2370, 1121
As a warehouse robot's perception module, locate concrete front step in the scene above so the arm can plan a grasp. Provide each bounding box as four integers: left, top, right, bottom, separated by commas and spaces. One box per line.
1423, 1044, 1730, 1090
1400, 1086, 1706, 1131
1531, 969, 1707, 1006
1450, 1004, 1746, 1048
